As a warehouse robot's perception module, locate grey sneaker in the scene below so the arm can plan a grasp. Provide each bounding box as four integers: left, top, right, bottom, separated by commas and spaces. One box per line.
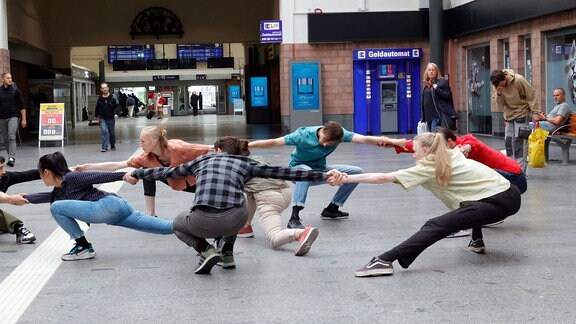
61, 244, 96, 261
354, 257, 394, 277
195, 246, 221, 274
217, 251, 236, 269
468, 239, 486, 254
16, 227, 36, 244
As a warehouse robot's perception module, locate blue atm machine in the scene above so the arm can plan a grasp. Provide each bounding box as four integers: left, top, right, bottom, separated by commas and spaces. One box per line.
352, 48, 422, 135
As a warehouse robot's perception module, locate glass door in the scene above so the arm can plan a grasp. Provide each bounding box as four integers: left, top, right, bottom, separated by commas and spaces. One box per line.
466, 45, 492, 134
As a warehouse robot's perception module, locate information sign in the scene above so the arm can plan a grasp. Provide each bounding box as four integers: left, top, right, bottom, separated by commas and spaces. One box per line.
39, 103, 65, 145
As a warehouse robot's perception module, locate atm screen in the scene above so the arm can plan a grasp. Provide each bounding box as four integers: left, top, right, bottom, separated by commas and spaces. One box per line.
381, 83, 397, 104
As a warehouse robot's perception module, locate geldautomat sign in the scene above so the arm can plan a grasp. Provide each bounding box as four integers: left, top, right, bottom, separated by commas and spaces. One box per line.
354, 48, 421, 61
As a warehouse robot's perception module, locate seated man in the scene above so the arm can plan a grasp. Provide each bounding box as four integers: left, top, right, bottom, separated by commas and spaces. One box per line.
530, 88, 572, 132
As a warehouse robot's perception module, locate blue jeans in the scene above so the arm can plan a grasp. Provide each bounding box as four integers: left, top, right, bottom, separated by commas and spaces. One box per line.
99, 118, 116, 150
292, 164, 363, 207
50, 195, 173, 239
427, 118, 441, 133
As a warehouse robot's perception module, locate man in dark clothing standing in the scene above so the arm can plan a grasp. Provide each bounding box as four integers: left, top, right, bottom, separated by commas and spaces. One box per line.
190, 91, 199, 116
94, 83, 121, 152
0, 73, 27, 167
198, 92, 203, 111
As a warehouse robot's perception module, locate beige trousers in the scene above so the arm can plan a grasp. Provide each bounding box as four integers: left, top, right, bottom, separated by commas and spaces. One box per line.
246, 187, 298, 248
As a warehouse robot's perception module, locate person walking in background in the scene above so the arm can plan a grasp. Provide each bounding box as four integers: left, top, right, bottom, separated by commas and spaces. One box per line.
490, 69, 540, 171
156, 93, 166, 119
24, 152, 174, 261
421, 63, 457, 132
530, 88, 572, 132
190, 91, 199, 116
126, 94, 136, 119
198, 92, 203, 111
0, 73, 27, 167
216, 136, 319, 257
328, 132, 521, 277
75, 125, 211, 216
94, 83, 121, 152
126, 137, 335, 275
248, 121, 406, 229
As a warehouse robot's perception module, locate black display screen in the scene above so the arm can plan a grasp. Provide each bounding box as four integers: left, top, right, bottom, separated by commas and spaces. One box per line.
108, 45, 155, 63
177, 43, 223, 61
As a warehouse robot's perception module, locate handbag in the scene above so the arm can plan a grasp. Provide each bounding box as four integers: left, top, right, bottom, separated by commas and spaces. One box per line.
417, 121, 428, 135
431, 88, 458, 131
517, 126, 532, 140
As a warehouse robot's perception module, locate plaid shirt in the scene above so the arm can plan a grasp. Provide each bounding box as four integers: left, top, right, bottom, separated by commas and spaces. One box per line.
131, 153, 327, 210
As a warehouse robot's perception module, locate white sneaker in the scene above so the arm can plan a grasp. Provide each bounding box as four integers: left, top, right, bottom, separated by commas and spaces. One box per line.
482, 220, 504, 227
445, 229, 471, 238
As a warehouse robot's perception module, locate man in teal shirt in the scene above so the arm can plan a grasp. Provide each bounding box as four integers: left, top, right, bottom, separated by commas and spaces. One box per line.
249, 121, 406, 228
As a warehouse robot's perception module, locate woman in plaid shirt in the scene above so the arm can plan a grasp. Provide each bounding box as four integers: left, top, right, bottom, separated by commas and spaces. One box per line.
128, 137, 335, 275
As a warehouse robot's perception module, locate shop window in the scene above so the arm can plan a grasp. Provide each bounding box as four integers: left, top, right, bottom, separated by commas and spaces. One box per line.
545, 29, 576, 112
466, 45, 491, 135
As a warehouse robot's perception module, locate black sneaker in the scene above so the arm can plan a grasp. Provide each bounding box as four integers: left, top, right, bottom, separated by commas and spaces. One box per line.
16, 227, 36, 244
7, 157, 15, 167
287, 216, 305, 229
354, 257, 394, 277
468, 239, 486, 254
111, 145, 116, 151
321, 208, 349, 220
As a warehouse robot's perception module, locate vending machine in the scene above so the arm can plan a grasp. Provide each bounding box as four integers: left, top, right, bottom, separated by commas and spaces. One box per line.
380, 81, 398, 133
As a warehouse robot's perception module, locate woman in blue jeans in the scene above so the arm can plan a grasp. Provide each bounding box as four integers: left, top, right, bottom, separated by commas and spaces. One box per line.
25, 152, 173, 261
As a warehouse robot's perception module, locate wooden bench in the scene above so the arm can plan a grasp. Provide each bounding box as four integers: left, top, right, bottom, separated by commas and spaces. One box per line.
545, 113, 576, 164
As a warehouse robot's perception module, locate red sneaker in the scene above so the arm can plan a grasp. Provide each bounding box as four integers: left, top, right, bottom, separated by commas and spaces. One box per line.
295, 226, 319, 256
237, 225, 254, 238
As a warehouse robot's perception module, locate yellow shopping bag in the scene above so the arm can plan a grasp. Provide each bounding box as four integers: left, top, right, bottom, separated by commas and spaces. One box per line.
528, 127, 549, 168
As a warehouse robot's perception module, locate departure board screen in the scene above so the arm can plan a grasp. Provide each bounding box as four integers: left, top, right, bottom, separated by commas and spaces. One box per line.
108, 45, 155, 63
177, 43, 223, 61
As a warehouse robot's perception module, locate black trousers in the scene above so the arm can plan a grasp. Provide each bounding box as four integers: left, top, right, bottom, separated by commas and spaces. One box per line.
142, 179, 196, 197
379, 185, 521, 268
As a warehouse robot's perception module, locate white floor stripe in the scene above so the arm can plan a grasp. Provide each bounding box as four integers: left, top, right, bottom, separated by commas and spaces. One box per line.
0, 148, 143, 324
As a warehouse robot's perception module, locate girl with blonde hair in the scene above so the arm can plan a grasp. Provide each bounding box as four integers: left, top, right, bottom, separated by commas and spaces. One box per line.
328, 132, 521, 277
76, 125, 211, 215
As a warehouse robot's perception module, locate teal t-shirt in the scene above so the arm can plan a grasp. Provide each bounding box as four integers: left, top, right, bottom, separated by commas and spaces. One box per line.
284, 126, 355, 169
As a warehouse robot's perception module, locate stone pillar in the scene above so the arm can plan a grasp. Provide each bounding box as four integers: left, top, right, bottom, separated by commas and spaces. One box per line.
429, 0, 444, 71
0, 0, 10, 73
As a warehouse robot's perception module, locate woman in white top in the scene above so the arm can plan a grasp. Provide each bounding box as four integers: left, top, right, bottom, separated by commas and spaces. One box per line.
328, 132, 521, 277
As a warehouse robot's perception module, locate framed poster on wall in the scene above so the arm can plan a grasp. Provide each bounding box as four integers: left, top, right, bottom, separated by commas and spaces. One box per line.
291, 61, 320, 110
289, 61, 322, 131
250, 77, 268, 107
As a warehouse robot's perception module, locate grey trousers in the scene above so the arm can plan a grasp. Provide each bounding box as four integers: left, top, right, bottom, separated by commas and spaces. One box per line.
173, 205, 248, 252
0, 117, 19, 157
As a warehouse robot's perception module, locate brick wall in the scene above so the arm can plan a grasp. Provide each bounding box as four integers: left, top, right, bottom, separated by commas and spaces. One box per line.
280, 41, 429, 130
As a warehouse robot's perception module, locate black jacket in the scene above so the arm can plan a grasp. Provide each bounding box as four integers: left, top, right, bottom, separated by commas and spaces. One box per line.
421, 78, 457, 122
0, 85, 25, 119
95, 94, 121, 120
